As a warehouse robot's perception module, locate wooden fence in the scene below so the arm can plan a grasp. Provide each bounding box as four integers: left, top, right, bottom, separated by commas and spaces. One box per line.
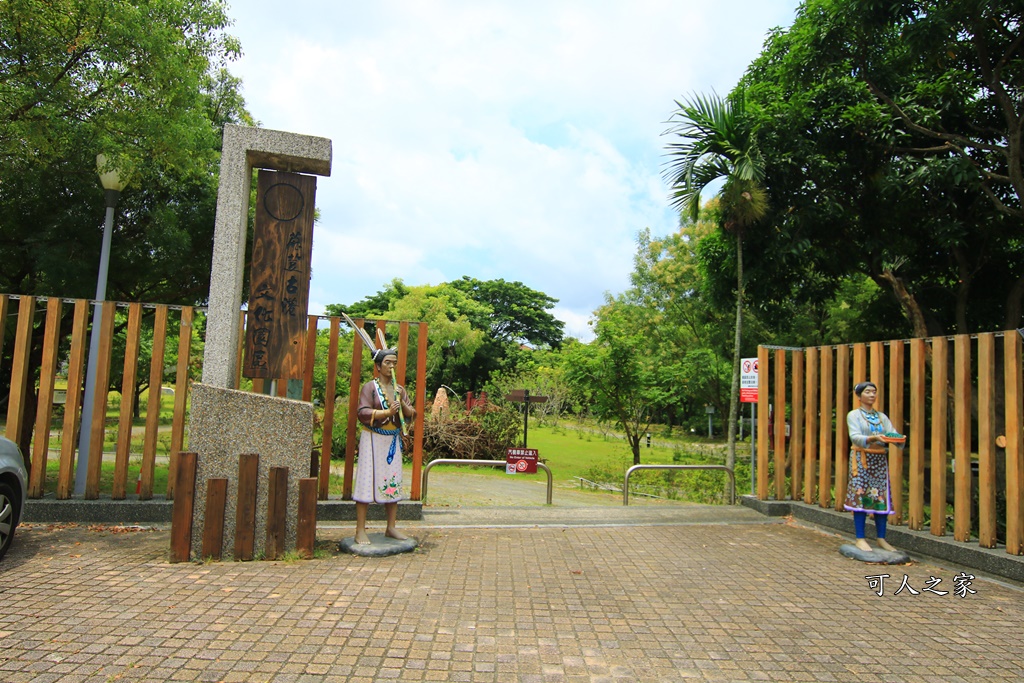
0, 294, 428, 502
755, 331, 1024, 555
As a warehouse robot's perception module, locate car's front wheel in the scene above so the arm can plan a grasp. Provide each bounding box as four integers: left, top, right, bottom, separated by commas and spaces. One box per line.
0, 481, 19, 561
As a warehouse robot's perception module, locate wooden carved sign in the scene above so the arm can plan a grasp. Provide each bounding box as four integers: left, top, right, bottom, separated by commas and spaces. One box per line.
244, 170, 317, 379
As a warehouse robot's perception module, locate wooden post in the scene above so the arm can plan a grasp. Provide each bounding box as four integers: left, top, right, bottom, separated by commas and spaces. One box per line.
834, 345, 850, 512
870, 341, 885, 411
803, 347, 819, 505
234, 453, 259, 560
29, 298, 62, 498
888, 340, 905, 525
773, 349, 786, 500
909, 338, 926, 530
757, 346, 770, 500
297, 478, 318, 558
201, 478, 228, 560
930, 336, 949, 536
302, 314, 318, 403
1005, 332, 1024, 555
167, 306, 193, 500
57, 300, 89, 500
818, 346, 834, 508
411, 322, 428, 500
266, 466, 288, 560
5, 296, 35, 446
169, 452, 198, 563
790, 350, 804, 498
344, 319, 364, 500
141, 306, 168, 500
85, 301, 116, 500
319, 317, 340, 500
113, 303, 142, 499
977, 334, 996, 548
953, 335, 972, 542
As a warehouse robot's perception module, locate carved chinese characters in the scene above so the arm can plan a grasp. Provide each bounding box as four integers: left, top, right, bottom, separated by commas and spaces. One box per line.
244, 170, 317, 379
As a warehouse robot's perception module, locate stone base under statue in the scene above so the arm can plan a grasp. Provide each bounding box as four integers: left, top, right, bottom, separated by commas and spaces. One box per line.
839, 543, 911, 564
339, 534, 418, 557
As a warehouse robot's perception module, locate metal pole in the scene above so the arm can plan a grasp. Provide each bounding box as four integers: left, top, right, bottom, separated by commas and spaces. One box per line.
523, 388, 529, 448
750, 402, 756, 496
75, 191, 119, 495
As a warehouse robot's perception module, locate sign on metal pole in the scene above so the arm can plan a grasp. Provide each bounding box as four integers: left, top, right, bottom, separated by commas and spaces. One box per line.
506, 447, 539, 474
740, 357, 759, 403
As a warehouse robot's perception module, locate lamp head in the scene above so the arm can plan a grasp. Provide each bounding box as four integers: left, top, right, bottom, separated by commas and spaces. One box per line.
96, 154, 128, 192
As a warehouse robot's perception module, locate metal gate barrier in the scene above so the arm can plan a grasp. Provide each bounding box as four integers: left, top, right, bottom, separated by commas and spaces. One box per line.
422, 459, 553, 504
623, 464, 735, 505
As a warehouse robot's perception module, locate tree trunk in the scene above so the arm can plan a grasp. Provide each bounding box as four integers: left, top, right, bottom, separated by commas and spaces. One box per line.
726, 231, 743, 472
877, 268, 929, 339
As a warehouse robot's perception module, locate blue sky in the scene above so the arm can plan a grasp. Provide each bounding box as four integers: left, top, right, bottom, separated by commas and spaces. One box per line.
225, 0, 802, 340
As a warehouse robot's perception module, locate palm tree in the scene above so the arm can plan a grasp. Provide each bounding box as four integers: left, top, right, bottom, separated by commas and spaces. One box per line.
663, 91, 767, 472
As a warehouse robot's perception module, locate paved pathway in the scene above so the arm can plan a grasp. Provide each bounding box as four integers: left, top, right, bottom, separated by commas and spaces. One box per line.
2, 508, 1022, 682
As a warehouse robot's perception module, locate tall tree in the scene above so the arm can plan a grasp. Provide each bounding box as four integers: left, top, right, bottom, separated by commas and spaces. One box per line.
663, 92, 767, 470
739, 0, 1024, 336
563, 298, 670, 465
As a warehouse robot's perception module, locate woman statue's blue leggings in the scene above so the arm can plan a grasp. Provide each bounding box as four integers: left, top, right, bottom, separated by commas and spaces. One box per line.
853, 510, 888, 539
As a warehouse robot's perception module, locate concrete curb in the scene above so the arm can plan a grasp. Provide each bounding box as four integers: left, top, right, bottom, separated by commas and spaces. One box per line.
23, 497, 423, 524
741, 495, 1024, 584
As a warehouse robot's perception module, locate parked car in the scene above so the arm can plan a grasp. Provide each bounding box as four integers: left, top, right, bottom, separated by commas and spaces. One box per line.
0, 436, 27, 561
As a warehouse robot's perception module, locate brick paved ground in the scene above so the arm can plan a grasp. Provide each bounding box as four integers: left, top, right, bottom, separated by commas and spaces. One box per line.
1, 518, 1022, 682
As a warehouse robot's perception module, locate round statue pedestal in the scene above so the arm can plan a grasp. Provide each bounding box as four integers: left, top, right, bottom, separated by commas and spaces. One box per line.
839, 543, 910, 564
339, 533, 418, 557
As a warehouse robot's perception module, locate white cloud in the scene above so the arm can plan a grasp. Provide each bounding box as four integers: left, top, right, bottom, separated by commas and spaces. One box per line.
227, 0, 801, 336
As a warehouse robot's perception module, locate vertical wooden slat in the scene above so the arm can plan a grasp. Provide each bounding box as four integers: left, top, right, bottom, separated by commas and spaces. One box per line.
319, 317, 340, 500
265, 466, 288, 560
773, 349, 786, 499
818, 346, 834, 508
169, 451, 198, 563
1005, 332, 1024, 555
909, 338, 927, 530
57, 301, 89, 499
852, 343, 867, 392
870, 341, 885, 411
757, 346, 770, 500
141, 306, 168, 500
0, 294, 9, 358
397, 321, 410, 388
834, 345, 851, 512
930, 336, 949, 536
85, 301, 117, 500
297, 478, 318, 558
167, 306, 193, 500
5, 296, 36, 445
113, 303, 142, 499
411, 322, 428, 500
888, 341, 905, 525
275, 377, 288, 398
790, 350, 804, 498
977, 334, 996, 548
302, 314, 317, 403
803, 347, 819, 504
28, 299, 62, 497
201, 478, 228, 560
236, 309, 246, 390
344, 319, 364, 500
953, 335, 972, 542
234, 453, 259, 561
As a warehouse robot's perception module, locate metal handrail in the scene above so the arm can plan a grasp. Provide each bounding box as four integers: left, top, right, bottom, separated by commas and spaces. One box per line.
422, 459, 553, 505
623, 464, 735, 506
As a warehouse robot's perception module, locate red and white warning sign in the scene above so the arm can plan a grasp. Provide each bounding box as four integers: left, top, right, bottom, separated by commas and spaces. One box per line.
505, 447, 539, 474
740, 357, 759, 403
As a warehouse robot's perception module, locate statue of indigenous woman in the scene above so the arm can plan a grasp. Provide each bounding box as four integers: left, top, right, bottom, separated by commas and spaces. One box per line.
353, 347, 416, 545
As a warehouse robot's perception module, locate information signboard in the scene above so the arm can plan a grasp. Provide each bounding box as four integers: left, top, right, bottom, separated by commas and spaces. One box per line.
740, 357, 759, 403
505, 447, 539, 474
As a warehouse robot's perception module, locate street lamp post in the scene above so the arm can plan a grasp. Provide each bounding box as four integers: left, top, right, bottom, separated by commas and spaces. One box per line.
74, 154, 127, 495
